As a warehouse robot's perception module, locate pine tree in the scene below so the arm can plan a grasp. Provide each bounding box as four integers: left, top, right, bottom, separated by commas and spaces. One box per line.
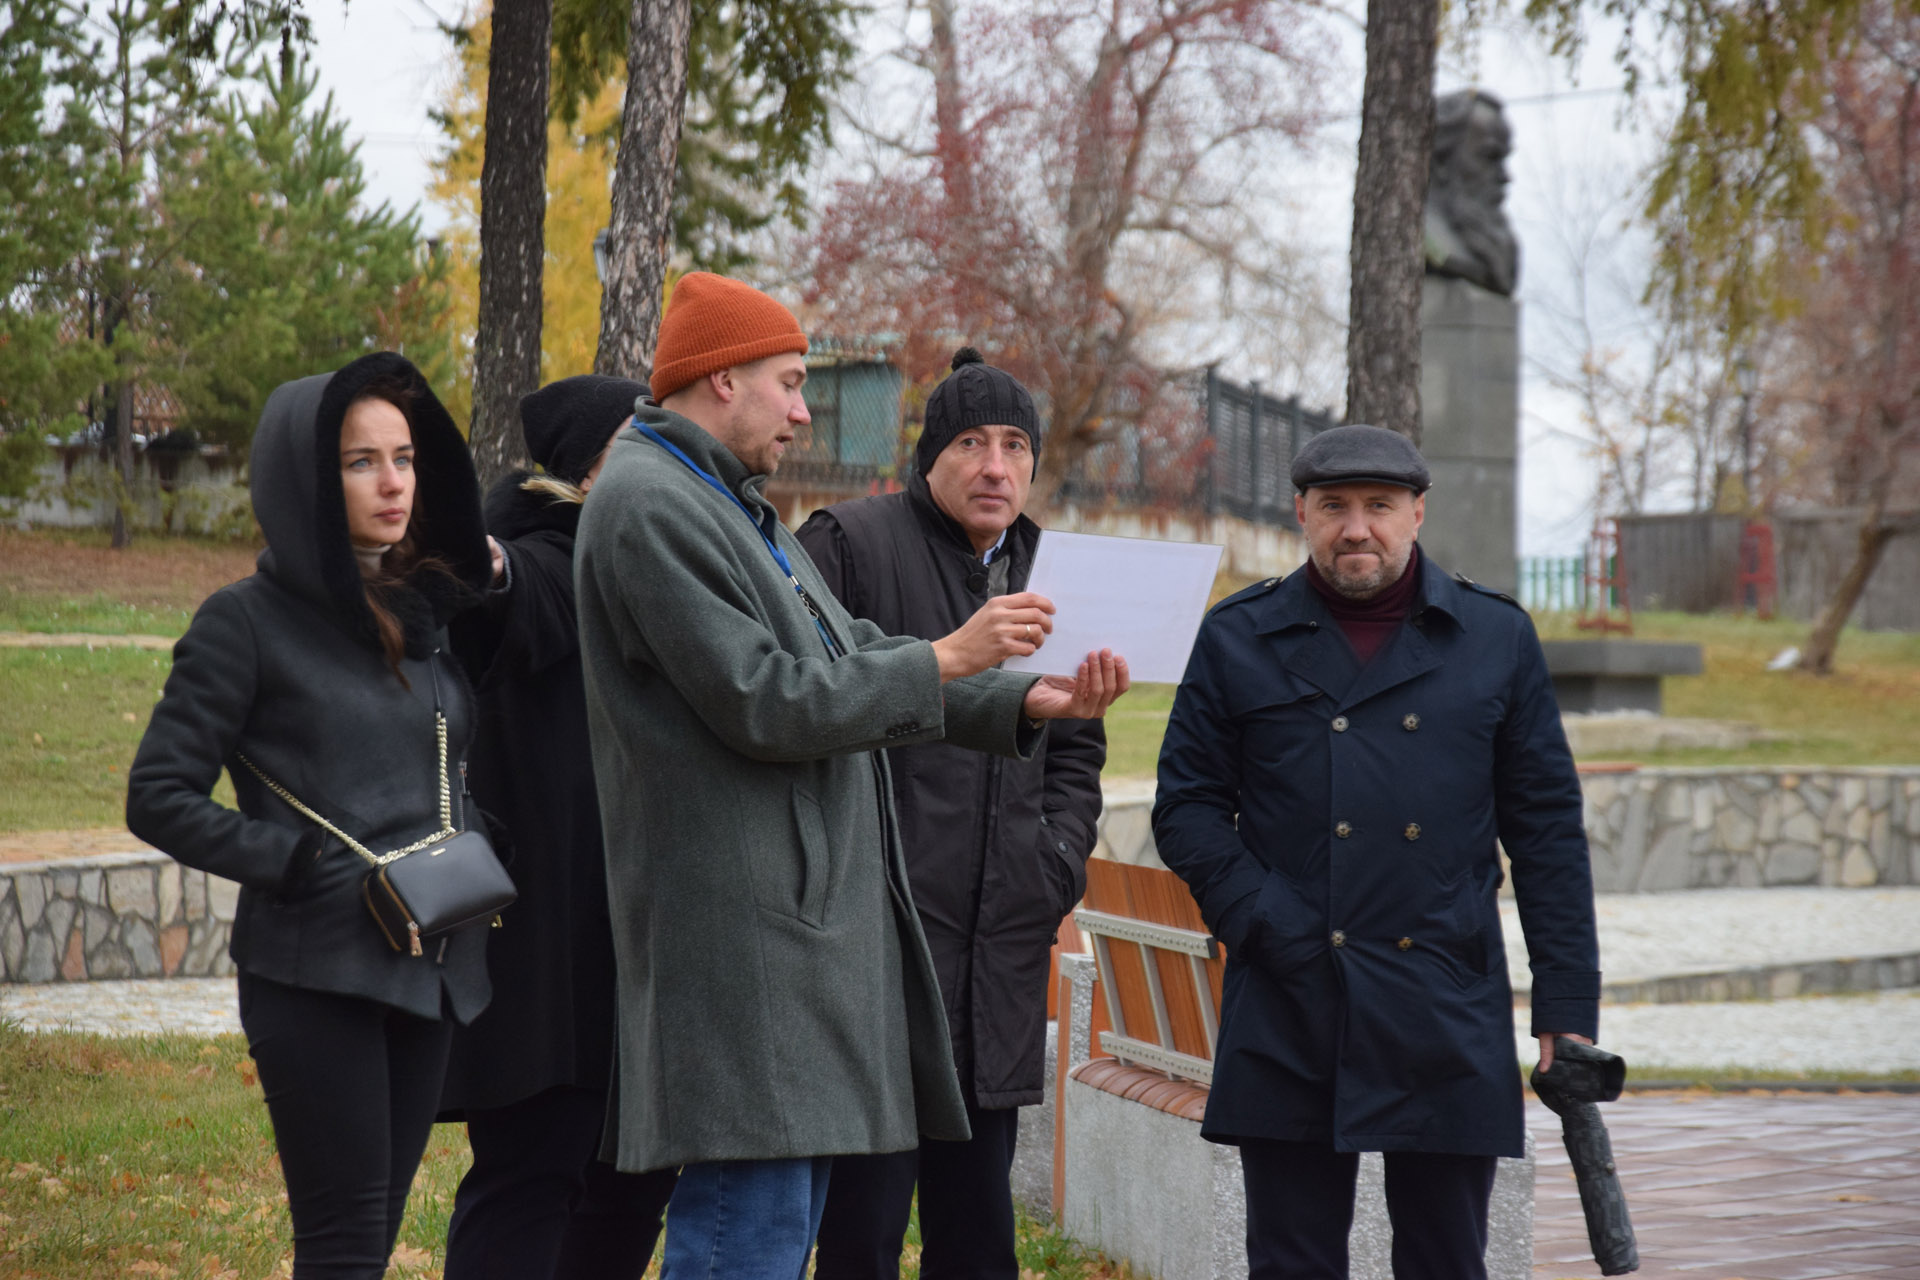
152, 56, 455, 452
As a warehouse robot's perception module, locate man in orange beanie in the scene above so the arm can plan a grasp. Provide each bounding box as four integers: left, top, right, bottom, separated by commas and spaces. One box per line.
573, 274, 1130, 1280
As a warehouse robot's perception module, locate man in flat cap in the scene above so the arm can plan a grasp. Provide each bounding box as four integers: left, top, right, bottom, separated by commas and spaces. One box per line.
1151, 424, 1601, 1280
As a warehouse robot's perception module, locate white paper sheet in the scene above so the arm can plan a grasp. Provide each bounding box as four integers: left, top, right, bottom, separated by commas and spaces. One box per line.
1003, 531, 1223, 684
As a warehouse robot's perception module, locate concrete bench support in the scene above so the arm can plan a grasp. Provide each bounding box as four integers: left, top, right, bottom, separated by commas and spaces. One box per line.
1055, 953, 1537, 1280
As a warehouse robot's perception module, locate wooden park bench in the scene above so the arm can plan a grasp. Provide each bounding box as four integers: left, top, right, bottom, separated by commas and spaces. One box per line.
1049, 857, 1536, 1280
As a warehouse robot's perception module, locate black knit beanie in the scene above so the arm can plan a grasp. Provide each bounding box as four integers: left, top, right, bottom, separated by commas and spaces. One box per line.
915, 347, 1042, 477
518, 375, 647, 485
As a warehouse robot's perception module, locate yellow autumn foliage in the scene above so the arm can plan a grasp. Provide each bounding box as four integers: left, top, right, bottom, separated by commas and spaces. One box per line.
430, 6, 619, 430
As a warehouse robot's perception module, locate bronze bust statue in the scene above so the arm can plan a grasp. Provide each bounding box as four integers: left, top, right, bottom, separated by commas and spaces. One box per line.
1424, 90, 1518, 297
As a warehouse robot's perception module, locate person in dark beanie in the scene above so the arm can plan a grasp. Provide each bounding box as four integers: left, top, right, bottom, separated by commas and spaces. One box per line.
440, 375, 677, 1280
798, 348, 1107, 1280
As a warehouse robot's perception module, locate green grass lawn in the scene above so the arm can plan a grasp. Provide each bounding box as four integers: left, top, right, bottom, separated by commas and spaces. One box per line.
0, 1022, 1116, 1280
1535, 610, 1920, 768
4, 524, 1919, 830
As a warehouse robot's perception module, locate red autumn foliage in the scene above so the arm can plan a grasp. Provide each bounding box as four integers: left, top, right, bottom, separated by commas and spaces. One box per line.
801, 0, 1327, 514
1773, 4, 1920, 670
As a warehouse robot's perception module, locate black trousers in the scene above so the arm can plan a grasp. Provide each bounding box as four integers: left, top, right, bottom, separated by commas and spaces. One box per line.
812, 1100, 1021, 1280
1239, 1138, 1498, 1280
443, 1084, 678, 1280
238, 971, 455, 1280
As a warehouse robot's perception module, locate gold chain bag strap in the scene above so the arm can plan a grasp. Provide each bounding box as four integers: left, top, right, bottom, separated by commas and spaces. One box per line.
237, 652, 516, 955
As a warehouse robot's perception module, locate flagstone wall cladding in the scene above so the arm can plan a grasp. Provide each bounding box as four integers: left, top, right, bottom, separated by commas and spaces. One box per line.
1, 852, 235, 984
4, 766, 1917, 984
1092, 768, 1920, 894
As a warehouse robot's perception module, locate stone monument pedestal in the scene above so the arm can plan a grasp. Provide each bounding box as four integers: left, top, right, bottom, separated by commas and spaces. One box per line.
1419, 276, 1518, 595
1541, 639, 1704, 715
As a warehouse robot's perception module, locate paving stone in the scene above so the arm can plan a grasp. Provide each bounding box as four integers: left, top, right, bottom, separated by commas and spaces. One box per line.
14, 873, 45, 928
81, 901, 113, 950
207, 874, 239, 923
157, 862, 182, 926
1768, 842, 1824, 884
123, 918, 160, 975
106, 866, 155, 918
1784, 811, 1825, 846
21, 930, 55, 981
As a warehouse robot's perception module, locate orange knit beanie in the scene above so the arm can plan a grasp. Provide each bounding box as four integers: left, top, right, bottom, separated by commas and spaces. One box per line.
649, 273, 810, 403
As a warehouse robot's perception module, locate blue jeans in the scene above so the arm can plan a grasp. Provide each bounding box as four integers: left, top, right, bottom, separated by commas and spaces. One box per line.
661, 1156, 834, 1280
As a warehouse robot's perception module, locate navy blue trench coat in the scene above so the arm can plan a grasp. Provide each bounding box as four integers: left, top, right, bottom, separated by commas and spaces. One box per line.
1151, 557, 1600, 1159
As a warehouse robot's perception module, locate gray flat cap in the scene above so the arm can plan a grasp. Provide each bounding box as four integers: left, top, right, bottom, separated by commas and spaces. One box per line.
1291, 424, 1431, 493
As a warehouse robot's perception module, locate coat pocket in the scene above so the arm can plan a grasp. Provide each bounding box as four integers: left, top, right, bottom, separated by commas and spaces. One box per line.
1040, 815, 1088, 919
1432, 872, 1494, 990
789, 787, 832, 929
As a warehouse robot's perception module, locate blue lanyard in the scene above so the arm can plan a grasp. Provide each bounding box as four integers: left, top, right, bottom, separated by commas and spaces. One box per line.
635, 423, 840, 658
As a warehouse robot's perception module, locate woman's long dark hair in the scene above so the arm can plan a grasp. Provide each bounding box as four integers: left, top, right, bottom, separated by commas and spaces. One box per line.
348, 375, 461, 685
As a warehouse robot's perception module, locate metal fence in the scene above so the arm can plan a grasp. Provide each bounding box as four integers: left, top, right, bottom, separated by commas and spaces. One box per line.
1058, 368, 1337, 530
781, 358, 1338, 532
781, 340, 908, 485
1518, 556, 1588, 612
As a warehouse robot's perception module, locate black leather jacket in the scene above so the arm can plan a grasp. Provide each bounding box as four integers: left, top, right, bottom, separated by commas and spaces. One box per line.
127, 353, 494, 1021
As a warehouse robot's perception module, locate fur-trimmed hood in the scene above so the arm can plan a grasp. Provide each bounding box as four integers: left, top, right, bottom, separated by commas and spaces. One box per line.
249, 352, 490, 654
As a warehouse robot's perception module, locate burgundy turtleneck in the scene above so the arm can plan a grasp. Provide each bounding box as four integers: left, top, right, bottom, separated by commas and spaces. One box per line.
1305, 544, 1422, 664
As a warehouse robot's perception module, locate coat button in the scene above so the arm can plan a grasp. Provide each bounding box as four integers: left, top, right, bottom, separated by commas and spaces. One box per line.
1398, 936, 1413, 951
1330, 930, 1347, 948
1404, 823, 1421, 841
1403, 713, 1420, 731
1331, 716, 1349, 733
1335, 821, 1353, 839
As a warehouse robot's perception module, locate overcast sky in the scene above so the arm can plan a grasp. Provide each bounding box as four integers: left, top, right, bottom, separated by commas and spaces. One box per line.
305, 1, 1669, 557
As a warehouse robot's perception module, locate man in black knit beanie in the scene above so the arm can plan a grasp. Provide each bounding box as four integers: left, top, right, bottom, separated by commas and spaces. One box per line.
798, 348, 1108, 1280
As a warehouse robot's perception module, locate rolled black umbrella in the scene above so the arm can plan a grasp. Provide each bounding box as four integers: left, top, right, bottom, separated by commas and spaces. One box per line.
1531, 1037, 1640, 1275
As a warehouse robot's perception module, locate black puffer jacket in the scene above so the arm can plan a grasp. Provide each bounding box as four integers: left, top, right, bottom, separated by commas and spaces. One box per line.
127, 352, 494, 1022
796, 476, 1107, 1108
440, 474, 618, 1110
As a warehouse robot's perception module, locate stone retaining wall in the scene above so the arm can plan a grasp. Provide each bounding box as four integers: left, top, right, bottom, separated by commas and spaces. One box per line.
1581, 768, 1918, 891
5, 764, 1917, 985
1095, 768, 1920, 892
1, 853, 235, 983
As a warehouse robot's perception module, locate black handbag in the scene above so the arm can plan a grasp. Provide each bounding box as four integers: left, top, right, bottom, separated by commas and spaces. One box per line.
238, 653, 517, 956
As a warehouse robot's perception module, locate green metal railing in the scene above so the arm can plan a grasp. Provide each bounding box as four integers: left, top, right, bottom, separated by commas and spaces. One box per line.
1519, 556, 1587, 613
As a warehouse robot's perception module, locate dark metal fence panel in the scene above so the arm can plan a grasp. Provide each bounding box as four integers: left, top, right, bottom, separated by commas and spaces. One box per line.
1776, 509, 1920, 632
1615, 514, 1748, 613
1060, 368, 1333, 529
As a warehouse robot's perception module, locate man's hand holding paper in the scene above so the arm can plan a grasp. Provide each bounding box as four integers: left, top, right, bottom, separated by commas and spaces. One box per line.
1005, 531, 1223, 685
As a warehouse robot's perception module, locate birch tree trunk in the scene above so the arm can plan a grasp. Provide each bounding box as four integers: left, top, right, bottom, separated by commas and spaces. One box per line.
1344, 0, 1439, 442
470, 0, 551, 487
594, 0, 692, 382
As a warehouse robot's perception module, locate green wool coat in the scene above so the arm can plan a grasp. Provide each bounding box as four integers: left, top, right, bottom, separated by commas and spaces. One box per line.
575, 405, 1037, 1174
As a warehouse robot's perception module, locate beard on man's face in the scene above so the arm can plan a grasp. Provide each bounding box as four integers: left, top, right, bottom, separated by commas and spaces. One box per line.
1315, 540, 1412, 600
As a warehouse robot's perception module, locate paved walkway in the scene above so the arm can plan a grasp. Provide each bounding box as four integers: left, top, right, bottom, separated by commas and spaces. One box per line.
0, 629, 174, 649
1531, 1093, 1920, 1279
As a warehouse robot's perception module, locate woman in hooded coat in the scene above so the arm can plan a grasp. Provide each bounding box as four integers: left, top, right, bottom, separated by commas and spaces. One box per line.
127, 352, 494, 1279
439, 375, 677, 1279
